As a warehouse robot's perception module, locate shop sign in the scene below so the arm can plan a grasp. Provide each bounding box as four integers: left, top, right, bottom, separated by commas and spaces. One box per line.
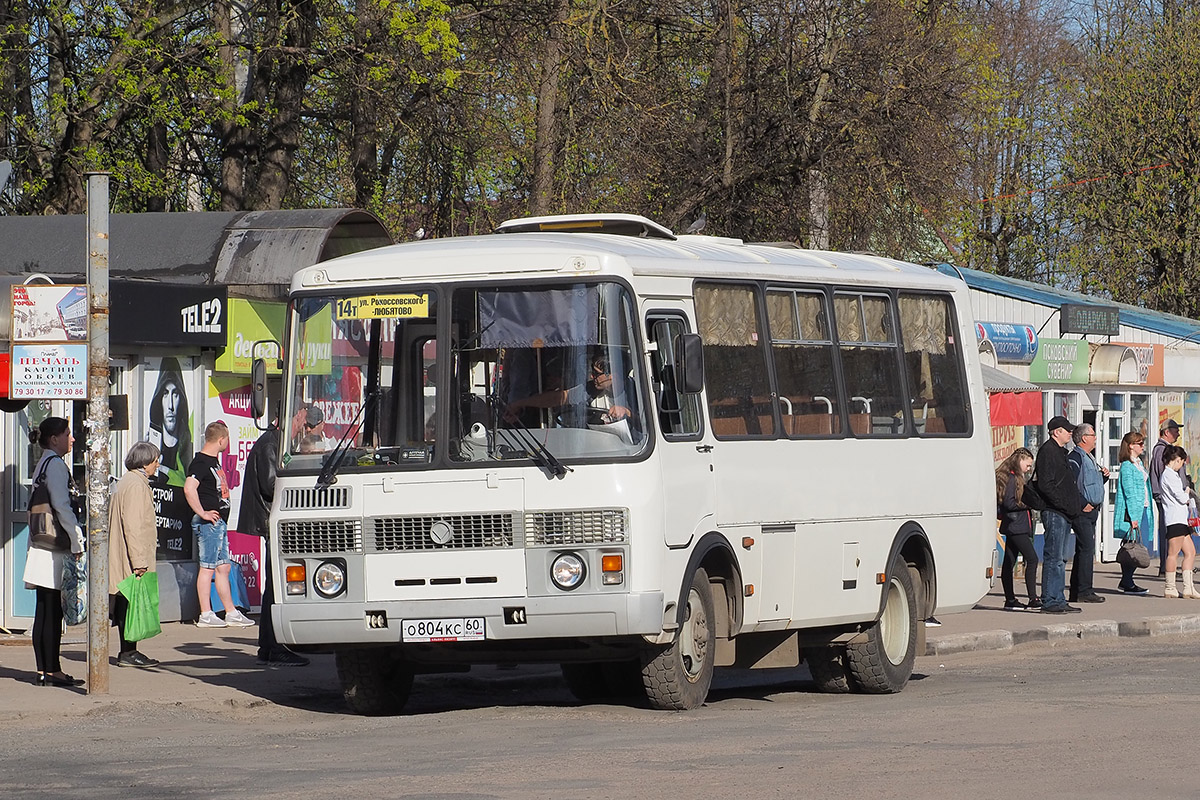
296, 303, 332, 375
1112, 341, 1164, 386
1061, 303, 1120, 336
10, 343, 88, 398
1029, 338, 1090, 383
111, 281, 227, 347
975, 321, 1038, 364
11, 284, 88, 342
215, 298, 285, 374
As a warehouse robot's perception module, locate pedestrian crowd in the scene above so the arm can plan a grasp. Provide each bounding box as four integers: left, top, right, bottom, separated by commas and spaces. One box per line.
996, 415, 1200, 614
21, 416, 307, 689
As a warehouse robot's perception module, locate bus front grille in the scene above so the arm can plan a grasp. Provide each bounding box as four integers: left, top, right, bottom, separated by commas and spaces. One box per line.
370, 513, 520, 552
280, 486, 351, 510
526, 508, 628, 545
279, 519, 363, 554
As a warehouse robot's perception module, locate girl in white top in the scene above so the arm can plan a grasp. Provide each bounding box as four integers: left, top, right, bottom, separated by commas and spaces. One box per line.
1159, 444, 1197, 599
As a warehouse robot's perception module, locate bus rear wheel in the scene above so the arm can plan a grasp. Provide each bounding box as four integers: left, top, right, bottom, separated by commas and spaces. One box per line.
641, 568, 716, 710
846, 560, 917, 693
804, 645, 854, 693
336, 648, 414, 716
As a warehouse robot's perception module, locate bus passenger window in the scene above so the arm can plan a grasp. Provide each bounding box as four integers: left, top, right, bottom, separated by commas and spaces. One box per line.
695, 283, 774, 438
899, 293, 970, 435
834, 293, 908, 437
767, 289, 841, 436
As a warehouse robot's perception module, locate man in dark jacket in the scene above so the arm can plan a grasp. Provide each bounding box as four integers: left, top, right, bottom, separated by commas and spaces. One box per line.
239, 421, 309, 667
1033, 416, 1090, 614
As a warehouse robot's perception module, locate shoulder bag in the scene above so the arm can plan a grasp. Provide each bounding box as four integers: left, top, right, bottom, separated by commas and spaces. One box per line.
28, 456, 71, 552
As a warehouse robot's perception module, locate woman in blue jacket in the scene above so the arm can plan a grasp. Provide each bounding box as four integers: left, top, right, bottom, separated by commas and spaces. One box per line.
1112, 431, 1153, 595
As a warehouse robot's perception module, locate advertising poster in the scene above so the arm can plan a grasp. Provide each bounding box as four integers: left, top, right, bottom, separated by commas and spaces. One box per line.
208, 375, 264, 606
11, 284, 88, 342
10, 344, 88, 399
145, 356, 196, 560
1185, 393, 1200, 491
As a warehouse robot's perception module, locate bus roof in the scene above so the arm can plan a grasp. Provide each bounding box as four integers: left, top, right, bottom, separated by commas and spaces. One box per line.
291, 220, 963, 294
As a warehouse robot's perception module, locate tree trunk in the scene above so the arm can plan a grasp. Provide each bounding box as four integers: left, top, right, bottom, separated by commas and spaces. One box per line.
530, 0, 569, 215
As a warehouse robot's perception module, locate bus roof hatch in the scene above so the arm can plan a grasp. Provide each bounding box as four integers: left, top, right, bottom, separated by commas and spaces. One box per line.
494, 213, 678, 241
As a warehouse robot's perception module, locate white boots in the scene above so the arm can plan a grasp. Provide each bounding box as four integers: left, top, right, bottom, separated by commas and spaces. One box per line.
1165, 570, 1180, 598
1182, 570, 1200, 600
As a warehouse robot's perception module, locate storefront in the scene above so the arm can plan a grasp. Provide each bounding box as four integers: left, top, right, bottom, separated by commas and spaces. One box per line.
941, 264, 1200, 565
0, 210, 391, 628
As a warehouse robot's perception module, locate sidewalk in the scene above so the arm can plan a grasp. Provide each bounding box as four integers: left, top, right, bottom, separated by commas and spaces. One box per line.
1, 561, 1197, 719
925, 561, 1200, 655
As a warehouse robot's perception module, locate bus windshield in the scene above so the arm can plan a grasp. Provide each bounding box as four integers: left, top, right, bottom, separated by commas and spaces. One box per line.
281, 281, 648, 473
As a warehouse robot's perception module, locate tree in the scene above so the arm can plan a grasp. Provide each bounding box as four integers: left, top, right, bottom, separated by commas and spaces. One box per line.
1058, 12, 1200, 315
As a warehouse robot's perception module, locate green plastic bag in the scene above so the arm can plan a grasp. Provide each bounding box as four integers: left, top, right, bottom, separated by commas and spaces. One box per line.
117, 572, 162, 642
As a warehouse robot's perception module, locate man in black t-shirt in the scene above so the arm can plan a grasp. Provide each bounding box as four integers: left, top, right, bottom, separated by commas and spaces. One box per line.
185, 421, 254, 629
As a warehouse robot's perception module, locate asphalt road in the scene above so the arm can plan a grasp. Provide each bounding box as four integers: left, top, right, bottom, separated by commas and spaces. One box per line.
4, 636, 1198, 799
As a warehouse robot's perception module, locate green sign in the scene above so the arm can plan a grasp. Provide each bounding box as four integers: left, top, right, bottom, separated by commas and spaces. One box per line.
296, 302, 333, 375
215, 299, 285, 374
1029, 338, 1090, 383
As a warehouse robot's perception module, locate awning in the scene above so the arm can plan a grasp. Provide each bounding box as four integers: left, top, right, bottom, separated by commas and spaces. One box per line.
981, 364, 1040, 392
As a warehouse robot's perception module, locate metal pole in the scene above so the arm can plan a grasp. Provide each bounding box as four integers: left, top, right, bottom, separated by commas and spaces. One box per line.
85, 172, 111, 694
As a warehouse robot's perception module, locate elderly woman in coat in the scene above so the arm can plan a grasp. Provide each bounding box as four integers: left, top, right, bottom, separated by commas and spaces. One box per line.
108, 441, 162, 668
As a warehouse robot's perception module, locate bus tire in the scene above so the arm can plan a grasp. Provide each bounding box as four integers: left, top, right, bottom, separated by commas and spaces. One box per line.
803, 645, 854, 694
336, 648, 414, 716
846, 559, 917, 693
641, 568, 716, 710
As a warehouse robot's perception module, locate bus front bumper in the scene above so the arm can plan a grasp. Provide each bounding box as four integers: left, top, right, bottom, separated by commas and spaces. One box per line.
275, 591, 667, 647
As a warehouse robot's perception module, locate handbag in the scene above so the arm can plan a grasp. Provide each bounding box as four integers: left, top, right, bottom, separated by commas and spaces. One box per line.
28, 457, 71, 552
117, 572, 162, 642
61, 551, 88, 626
210, 560, 250, 613
1117, 537, 1151, 569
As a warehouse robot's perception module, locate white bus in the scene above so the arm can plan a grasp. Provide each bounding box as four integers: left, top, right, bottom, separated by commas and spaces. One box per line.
261, 214, 995, 714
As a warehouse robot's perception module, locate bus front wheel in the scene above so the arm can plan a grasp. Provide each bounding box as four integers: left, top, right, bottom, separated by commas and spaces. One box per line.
641, 568, 716, 710
846, 560, 918, 693
336, 648, 414, 716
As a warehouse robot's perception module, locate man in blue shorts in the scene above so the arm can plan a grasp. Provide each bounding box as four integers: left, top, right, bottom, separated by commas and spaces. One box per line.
186, 421, 254, 628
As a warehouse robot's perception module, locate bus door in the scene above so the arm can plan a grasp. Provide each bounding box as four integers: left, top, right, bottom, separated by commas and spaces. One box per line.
645, 307, 713, 549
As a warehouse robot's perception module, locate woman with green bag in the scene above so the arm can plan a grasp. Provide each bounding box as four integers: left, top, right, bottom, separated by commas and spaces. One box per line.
108, 441, 162, 667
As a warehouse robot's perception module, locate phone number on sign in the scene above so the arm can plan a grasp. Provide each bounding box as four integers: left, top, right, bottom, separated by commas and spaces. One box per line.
401, 617, 485, 642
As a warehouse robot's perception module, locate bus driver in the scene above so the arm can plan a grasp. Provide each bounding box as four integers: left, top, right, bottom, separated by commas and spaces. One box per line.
504, 352, 630, 426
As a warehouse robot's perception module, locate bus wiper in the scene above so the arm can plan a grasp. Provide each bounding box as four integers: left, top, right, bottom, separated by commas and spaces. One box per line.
500, 415, 571, 479
316, 390, 379, 489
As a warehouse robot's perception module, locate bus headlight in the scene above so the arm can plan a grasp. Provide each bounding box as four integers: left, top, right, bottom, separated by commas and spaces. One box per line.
313, 560, 347, 598
550, 553, 586, 591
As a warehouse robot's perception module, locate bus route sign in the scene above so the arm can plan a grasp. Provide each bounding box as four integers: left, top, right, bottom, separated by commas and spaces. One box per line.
336, 293, 430, 320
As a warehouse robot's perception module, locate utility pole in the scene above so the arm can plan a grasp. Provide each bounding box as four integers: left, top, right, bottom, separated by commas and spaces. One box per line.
85, 172, 112, 693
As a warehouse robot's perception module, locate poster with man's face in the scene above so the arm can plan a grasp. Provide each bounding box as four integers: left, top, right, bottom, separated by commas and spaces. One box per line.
144, 356, 195, 560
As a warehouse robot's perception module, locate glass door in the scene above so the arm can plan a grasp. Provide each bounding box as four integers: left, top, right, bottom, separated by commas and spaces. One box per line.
1098, 408, 1128, 563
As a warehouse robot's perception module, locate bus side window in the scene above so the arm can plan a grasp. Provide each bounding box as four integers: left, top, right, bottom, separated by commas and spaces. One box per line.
834, 292, 909, 437
648, 315, 701, 438
766, 288, 842, 436
694, 283, 775, 439
898, 293, 971, 435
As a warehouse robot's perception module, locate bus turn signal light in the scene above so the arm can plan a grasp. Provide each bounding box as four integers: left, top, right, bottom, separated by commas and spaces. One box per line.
601, 554, 623, 585
286, 564, 307, 596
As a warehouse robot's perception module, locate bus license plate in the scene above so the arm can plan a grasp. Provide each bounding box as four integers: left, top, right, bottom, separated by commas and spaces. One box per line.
401, 617, 486, 643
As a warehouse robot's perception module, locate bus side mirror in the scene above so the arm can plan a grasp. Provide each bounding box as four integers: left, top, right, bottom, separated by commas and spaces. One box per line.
251, 357, 267, 419
677, 333, 704, 394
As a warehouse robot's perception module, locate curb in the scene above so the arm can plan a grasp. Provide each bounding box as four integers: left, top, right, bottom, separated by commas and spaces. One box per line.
924, 613, 1200, 656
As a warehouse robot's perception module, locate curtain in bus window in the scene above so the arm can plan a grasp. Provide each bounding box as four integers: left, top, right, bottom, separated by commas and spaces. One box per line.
898, 296, 947, 355
766, 292, 797, 340
478, 288, 599, 348
695, 285, 758, 345
835, 295, 889, 344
